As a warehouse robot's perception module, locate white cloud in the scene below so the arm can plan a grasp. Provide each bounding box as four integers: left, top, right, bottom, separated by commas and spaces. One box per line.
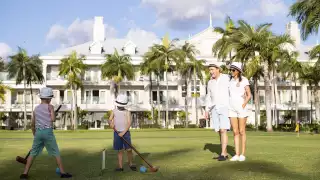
243, 0, 288, 18
0, 43, 12, 59
46, 18, 117, 48
126, 28, 159, 44
141, 0, 231, 30
140, 0, 288, 30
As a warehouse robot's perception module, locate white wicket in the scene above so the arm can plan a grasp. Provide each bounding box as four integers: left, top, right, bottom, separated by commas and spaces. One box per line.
102, 149, 106, 170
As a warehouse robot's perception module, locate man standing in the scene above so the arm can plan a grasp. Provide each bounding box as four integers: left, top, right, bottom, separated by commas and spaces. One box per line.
205, 63, 230, 161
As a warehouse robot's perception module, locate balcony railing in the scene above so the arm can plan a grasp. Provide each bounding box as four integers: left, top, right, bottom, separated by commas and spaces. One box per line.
81, 97, 105, 104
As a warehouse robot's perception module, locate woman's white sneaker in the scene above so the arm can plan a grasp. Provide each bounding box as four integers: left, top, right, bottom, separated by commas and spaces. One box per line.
230, 155, 240, 161
239, 155, 246, 161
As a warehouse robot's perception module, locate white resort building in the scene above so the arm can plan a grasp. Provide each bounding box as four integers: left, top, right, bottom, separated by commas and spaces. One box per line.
0, 16, 317, 129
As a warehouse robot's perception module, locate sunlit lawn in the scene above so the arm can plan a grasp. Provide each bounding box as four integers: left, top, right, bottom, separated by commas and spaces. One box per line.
0, 129, 319, 180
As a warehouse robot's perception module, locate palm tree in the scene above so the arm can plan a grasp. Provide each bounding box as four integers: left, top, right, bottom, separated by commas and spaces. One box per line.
278, 52, 303, 125
101, 48, 134, 98
7, 47, 44, 130
140, 58, 155, 122
59, 50, 87, 130
25, 55, 44, 111
144, 35, 183, 128
179, 42, 205, 126
289, 0, 320, 40
299, 63, 320, 123
142, 50, 165, 126
244, 55, 264, 129
212, 15, 235, 61
308, 44, 320, 64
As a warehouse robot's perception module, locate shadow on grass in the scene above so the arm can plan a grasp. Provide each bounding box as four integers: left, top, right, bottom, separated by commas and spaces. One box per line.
0, 148, 314, 180
203, 143, 235, 157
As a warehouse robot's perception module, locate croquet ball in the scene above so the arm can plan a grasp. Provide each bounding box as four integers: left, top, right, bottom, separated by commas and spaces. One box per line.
56, 167, 60, 174
140, 166, 147, 173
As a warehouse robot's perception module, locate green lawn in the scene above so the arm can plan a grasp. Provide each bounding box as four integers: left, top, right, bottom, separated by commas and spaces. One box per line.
0, 129, 320, 180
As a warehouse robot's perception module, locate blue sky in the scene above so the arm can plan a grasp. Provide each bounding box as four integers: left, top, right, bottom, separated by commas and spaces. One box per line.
0, 0, 319, 58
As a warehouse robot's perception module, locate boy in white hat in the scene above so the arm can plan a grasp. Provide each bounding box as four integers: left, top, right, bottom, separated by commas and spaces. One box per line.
109, 93, 137, 171
20, 87, 72, 179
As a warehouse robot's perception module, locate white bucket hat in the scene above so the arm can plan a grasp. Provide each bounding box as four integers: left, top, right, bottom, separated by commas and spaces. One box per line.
230, 62, 243, 73
115, 94, 128, 107
39, 87, 54, 99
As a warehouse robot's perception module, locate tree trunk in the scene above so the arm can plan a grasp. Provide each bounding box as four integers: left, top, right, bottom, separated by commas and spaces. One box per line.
314, 86, 320, 121
23, 66, 27, 130
149, 74, 154, 122
294, 77, 299, 125
30, 84, 34, 112
194, 71, 199, 126
157, 75, 161, 126
254, 77, 260, 130
290, 81, 293, 125
310, 82, 313, 124
273, 75, 278, 128
185, 78, 188, 128
263, 61, 273, 131
70, 89, 74, 130
73, 86, 78, 130
165, 70, 169, 128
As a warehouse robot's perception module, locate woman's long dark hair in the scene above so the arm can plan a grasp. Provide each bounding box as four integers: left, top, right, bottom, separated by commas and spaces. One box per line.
229, 70, 242, 82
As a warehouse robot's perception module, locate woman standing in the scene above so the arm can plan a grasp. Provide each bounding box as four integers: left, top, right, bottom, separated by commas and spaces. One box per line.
228, 62, 251, 162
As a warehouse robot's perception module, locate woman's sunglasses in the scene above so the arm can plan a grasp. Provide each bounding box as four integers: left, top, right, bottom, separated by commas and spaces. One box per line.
230, 69, 236, 72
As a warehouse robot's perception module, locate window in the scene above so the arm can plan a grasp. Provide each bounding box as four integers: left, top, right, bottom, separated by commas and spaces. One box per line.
85, 70, 91, 81
93, 90, 99, 104
191, 80, 200, 96
67, 90, 72, 103
17, 92, 23, 104
100, 91, 106, 104
86, 91, 92, 104
182, 83, 187, 97
60, 90, 64, 103
152, 91, 163, 103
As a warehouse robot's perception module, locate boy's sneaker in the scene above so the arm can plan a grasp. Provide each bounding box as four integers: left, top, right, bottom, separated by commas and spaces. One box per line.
115, 168, 124, 172
129, 165, 137, 171
230, 155, 240, 161
239, 155, 246, 162
19, 174, 28, 180
60, 173, 72, 178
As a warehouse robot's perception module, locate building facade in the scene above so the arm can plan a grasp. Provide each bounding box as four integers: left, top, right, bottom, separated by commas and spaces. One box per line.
0, 17, 317, 129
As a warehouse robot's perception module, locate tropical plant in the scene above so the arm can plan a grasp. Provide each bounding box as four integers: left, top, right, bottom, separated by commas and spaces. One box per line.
244, 55, 264, 129
179, 42, 205, 127
278, 53, 303, 125
289, 0, 320, 40
299, 63, 320, 123
6, 47, 43, 130
212, 15, 235, 61
25, 55, 44, 111
140, 58, 155, 122
59, 50, 87, 130
101, 48, 134, 97
143, 34, 183, 128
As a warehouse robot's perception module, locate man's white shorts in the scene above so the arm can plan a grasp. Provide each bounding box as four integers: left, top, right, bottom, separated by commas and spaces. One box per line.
210, 106, 230, 132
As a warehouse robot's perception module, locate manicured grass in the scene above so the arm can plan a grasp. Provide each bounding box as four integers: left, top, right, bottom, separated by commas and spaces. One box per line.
0, 129, 320, 180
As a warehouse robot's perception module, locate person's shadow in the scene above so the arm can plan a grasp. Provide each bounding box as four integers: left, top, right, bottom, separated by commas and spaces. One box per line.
203, 143, 235, 157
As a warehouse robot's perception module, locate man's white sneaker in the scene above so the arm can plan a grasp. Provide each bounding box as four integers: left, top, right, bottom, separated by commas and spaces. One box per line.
239, 155, 246, 161
230, 155, 240, 161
